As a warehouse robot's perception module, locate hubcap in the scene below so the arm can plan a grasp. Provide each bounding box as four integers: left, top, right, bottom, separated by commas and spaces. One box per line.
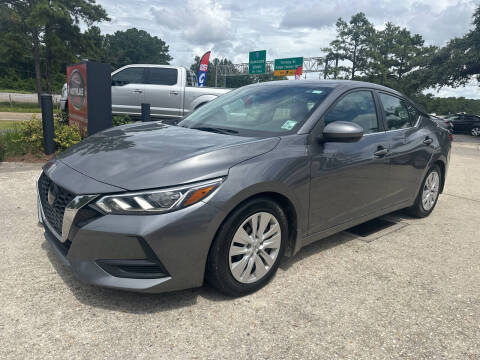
228, 212, 282, 284
422, 171, 440, 211
471, 127, 480, 136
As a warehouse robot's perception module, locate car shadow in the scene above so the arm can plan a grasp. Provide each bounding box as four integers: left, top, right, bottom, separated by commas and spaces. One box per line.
280, 231, 357, 271
41, 240, 232, 314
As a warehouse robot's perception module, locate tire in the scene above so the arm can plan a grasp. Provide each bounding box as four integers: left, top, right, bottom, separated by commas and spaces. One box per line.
405, 165, 442, 218
470, 126, 480, 137
206, 197, 287, 297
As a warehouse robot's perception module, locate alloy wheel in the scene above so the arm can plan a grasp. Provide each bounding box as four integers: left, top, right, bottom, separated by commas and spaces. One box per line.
228, 212, 282, 284
471, 127, 480, 136
422, 170, 440, 211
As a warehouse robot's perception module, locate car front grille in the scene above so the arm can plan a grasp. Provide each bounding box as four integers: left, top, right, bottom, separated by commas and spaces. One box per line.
38, 172, 76, 237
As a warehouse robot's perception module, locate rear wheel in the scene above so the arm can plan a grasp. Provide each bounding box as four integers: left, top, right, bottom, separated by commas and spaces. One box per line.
406, 165, 442, 218
470, 127, 480, 136
206, 197, 287, 296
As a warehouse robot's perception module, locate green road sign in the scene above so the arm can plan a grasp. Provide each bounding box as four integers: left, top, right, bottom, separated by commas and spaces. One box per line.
249, 50, 266, 75
274, 57, 303, 76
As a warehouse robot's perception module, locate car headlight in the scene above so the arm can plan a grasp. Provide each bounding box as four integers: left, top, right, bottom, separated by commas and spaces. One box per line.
95, 178, 224, 215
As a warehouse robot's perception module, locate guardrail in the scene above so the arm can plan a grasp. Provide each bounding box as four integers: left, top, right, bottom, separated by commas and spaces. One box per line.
0, 92, 61, 104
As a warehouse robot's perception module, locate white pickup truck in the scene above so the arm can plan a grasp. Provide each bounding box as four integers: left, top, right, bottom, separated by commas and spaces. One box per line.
60, 64, 230, 122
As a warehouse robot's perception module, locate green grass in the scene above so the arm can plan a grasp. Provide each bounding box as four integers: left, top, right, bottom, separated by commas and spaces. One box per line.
0, 102, 41, 113
0, 120, 18, 130
0, 89, 36, 94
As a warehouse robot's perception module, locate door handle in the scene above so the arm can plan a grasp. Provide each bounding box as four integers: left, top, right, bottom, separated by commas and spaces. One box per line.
374, 146, 389, 157
133, 89, 143, 93
423, 137, 433, 145
169, 91, 179, 96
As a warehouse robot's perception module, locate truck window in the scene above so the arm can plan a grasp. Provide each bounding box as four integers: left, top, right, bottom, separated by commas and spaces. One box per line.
186, 71, 196, 87
146, 68, 178, 86
111, 67, 145, 86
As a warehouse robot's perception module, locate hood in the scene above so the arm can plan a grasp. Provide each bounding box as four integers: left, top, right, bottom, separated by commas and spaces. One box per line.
57, 122, 279, 191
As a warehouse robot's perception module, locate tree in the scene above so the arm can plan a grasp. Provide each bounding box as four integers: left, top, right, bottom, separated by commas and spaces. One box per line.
336, 13, 375, 80
363, 23, 436, 96
105, 28, 172, 70
322, 39, 349, 79
426, 5, 480, 88
2, 0, 109, 102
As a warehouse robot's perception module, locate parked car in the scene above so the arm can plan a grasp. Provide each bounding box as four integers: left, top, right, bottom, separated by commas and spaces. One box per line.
444, 113, 480, 136
60, 64, 230, 123
60, 83, 68, 113
38, 80, 451, 296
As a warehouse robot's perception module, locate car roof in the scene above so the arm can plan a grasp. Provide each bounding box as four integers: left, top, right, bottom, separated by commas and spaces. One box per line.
252, 79, 405, 96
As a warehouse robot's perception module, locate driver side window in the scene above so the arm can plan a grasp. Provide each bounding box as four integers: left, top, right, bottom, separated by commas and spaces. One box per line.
112, 67, 145, 86
324, 91, 380, 134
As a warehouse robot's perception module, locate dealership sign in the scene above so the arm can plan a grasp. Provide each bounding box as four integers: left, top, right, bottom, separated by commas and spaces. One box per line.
249, 50, 266, 75
66, 61, 112, 136
67, 63, 88, 133
274, 57, 303, 76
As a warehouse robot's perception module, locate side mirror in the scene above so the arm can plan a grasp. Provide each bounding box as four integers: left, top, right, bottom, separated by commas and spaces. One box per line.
322, 121, 363, 142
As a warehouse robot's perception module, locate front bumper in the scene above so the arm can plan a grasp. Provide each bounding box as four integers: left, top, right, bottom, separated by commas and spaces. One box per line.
38, 183, 225, 293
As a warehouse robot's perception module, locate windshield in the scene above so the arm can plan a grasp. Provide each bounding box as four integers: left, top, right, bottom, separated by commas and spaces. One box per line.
179, 84, 333, 137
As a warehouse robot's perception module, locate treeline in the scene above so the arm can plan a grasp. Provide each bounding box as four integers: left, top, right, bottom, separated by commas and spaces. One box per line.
318, 10, 479, 98
413, 94, 480, 115
0, 1, 172, 100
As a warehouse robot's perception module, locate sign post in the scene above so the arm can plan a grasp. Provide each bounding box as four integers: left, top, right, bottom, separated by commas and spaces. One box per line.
40, 94, 55, 155
249, 50, 266, 75
274, 57, 303, 77
66, 61, 112, 136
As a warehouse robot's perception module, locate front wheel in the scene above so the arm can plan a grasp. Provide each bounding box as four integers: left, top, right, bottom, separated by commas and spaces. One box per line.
470, 127, 480, 136
406, 165, 442, 218
206, 197, 287, 296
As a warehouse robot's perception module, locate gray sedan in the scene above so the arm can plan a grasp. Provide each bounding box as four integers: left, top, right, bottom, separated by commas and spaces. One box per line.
37, 80, 451, 296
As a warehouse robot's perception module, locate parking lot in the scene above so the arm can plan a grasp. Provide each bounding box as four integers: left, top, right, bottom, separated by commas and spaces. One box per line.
1, 135, 479, 359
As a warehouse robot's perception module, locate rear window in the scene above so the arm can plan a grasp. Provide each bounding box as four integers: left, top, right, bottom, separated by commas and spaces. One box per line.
146, 68, 178, 86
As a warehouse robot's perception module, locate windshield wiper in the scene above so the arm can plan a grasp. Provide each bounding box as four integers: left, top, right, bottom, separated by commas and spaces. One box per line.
191, 126, 238, 135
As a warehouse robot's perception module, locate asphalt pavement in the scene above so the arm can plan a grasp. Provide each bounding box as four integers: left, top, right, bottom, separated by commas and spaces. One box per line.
0, 135, 479, 359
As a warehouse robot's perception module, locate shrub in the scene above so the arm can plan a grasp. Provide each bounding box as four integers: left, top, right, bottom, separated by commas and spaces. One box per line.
14, 117, 44, 154
0, 117, 83, 161
112, 114, 134, 127
55, 110, 69, 125
54, 122, 82, 153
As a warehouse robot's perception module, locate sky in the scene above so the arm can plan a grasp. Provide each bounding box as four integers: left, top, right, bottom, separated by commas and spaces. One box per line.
95, 0, 479, 99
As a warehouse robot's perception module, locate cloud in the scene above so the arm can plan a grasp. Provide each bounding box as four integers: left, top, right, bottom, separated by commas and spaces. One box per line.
278, 0, 475, 45
279, 0, 408, 30
94, 0, 479, 98
406, 1, 476, 45
151, 0, 234, 45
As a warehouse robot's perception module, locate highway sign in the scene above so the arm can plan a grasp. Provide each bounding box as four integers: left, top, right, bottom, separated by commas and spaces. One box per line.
274, 57, 303, 76
249, 50, 266, 75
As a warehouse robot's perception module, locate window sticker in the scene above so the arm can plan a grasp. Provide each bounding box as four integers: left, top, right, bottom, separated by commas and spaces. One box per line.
281, 120, 297, 130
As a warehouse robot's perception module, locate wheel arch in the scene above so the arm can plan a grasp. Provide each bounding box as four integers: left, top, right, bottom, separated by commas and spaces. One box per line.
209, 191, 299, 261
191, 94, 218, 110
